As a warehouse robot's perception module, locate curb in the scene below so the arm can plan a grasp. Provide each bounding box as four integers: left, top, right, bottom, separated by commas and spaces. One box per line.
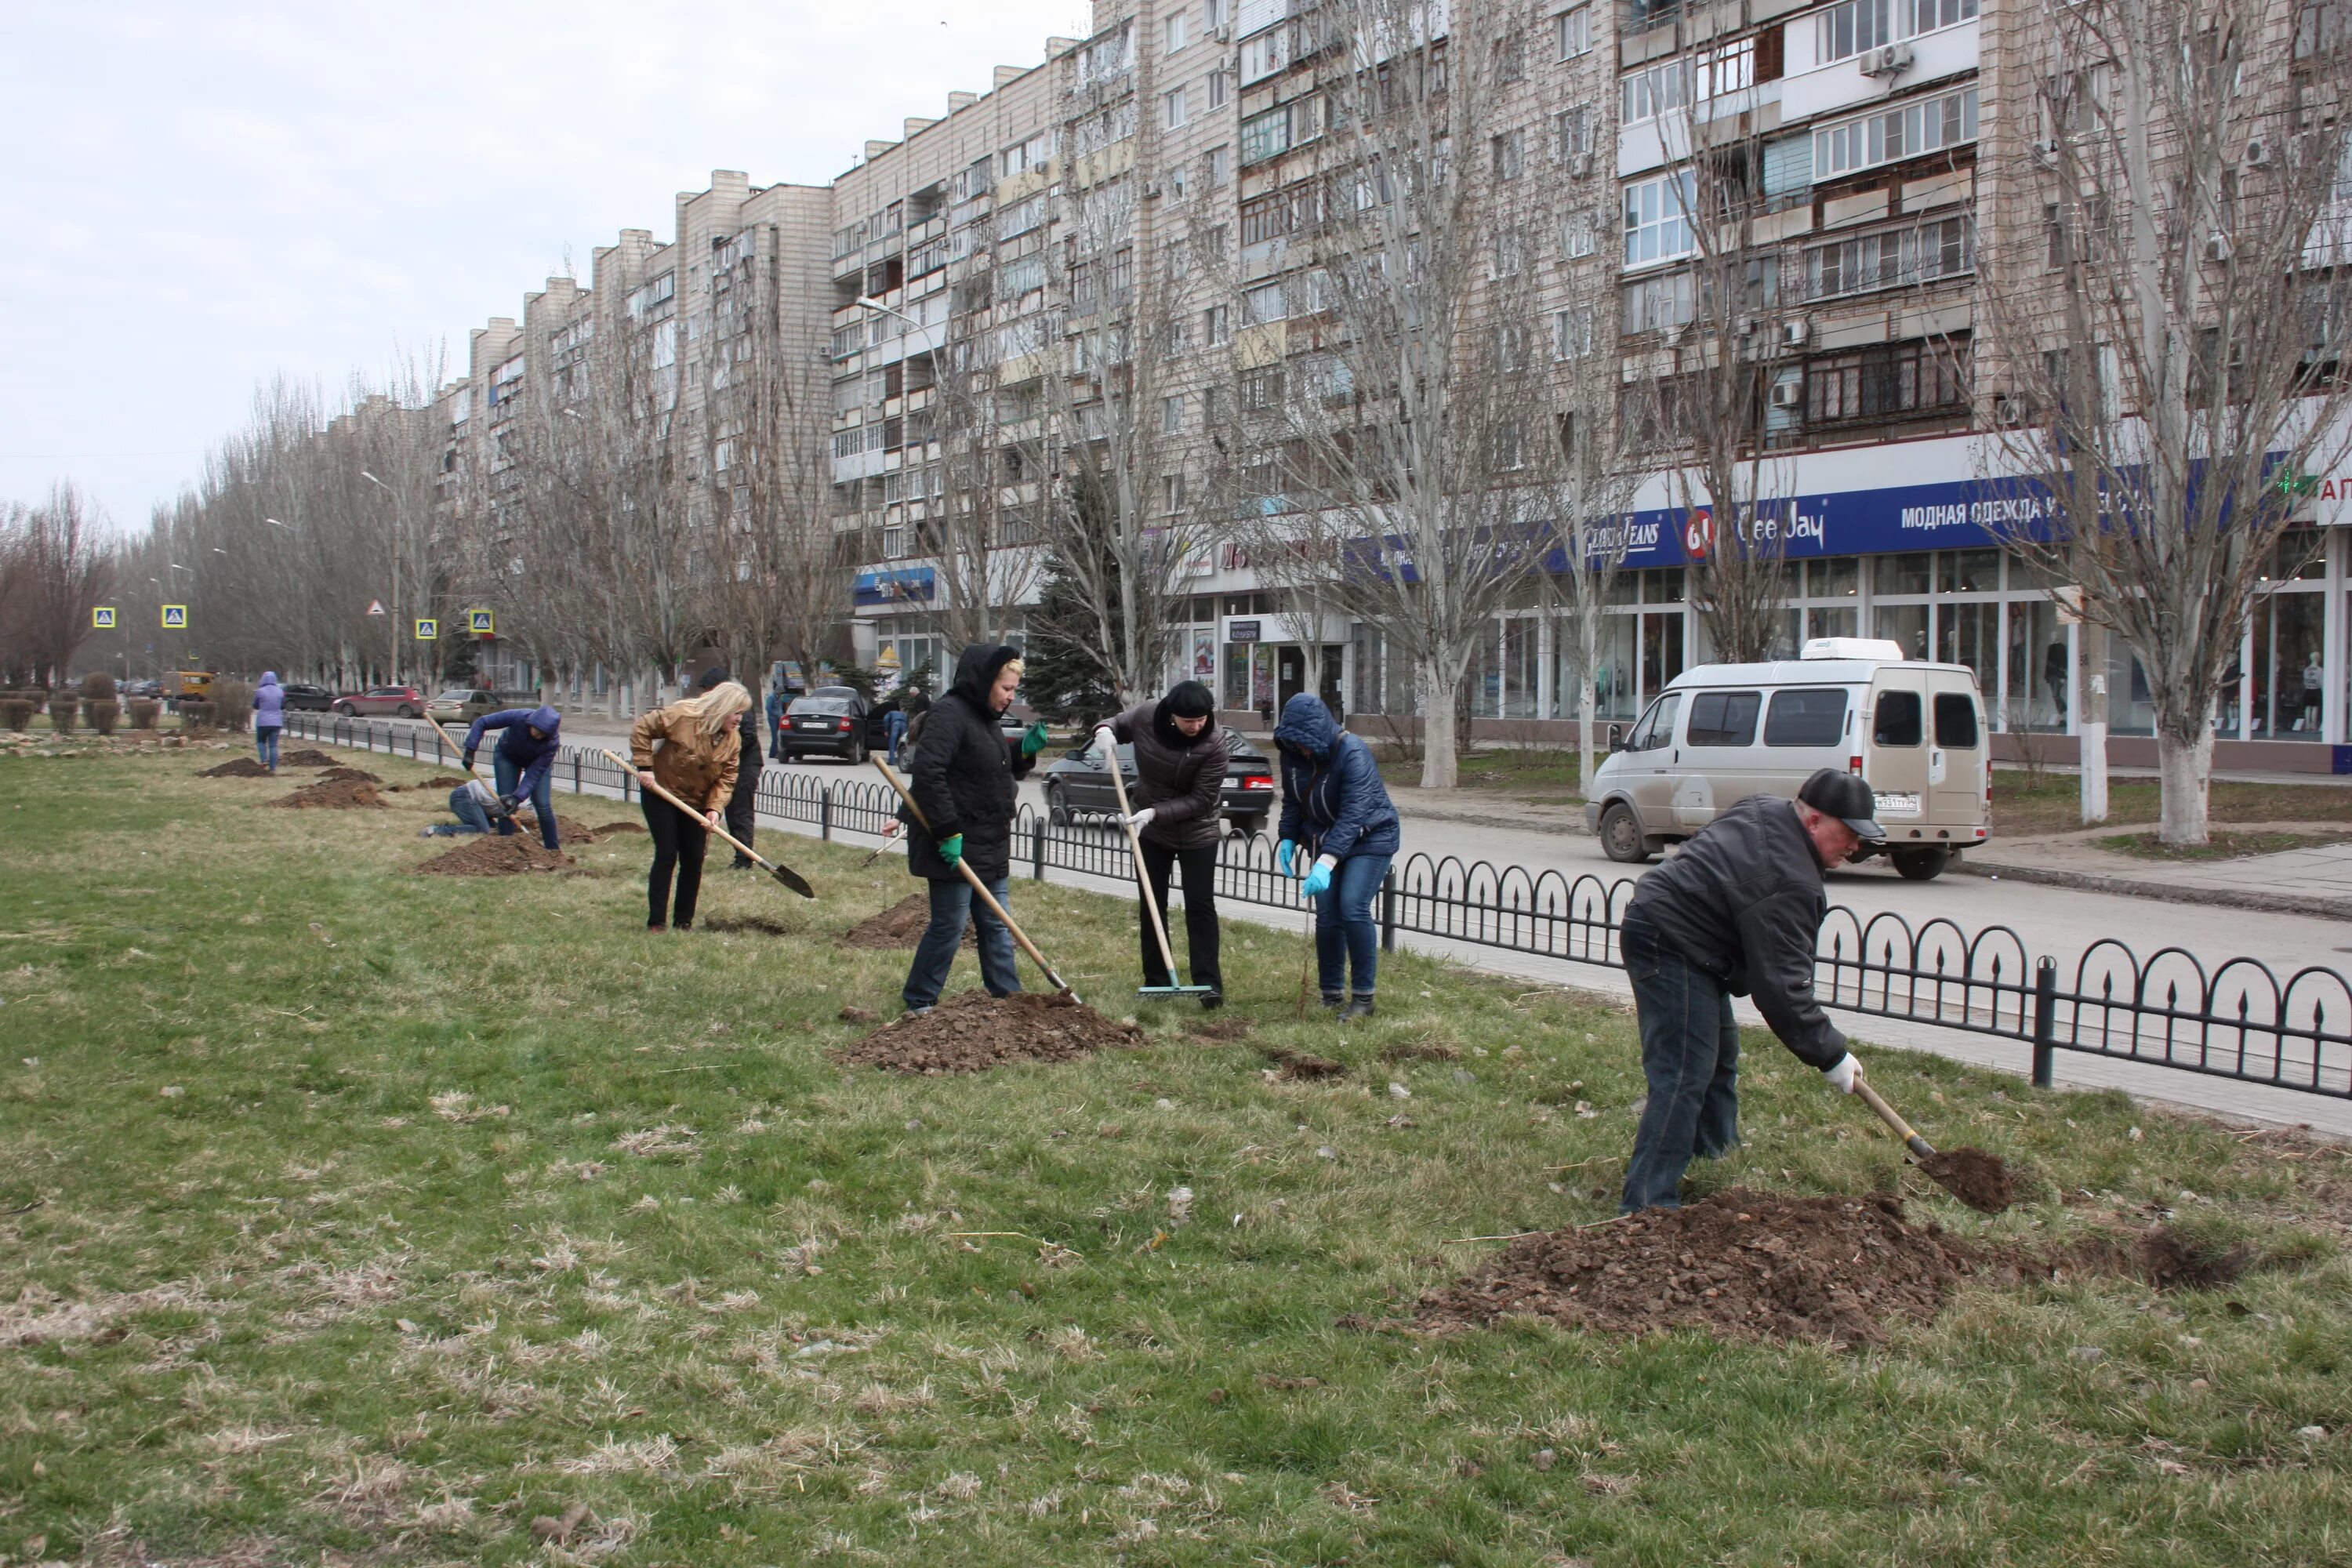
1951, 854, 2352, 922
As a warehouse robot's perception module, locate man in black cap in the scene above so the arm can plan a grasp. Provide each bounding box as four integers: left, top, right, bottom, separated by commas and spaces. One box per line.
698, 666, 763, 867
1614, 768, 1882, 1212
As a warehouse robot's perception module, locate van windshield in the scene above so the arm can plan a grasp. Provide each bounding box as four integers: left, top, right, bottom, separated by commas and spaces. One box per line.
1765, 688, 1849, 746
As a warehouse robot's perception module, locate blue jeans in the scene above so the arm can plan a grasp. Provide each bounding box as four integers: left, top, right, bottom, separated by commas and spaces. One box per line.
902, 874, 1021, 1011
1619, 913, 1741, 1212
255, 726, 280, 768
1313, 851, 1391, 998
430, 784, 495, 835
495, 752, 557, 850
886, 709, 908, 764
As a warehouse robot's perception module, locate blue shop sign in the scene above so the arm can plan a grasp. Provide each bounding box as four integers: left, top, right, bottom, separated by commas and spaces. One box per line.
1602, 475, 2057, 572
855, 566, 937, 607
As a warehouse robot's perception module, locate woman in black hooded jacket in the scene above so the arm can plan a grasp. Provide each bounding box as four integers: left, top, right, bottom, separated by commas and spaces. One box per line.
900, 644, 1051, 1013
1093, 681, 1229, 1007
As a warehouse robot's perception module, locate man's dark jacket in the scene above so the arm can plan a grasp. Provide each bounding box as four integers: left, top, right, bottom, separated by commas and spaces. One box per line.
1105, 698, 1229, 851
1624, 793, 1846, 1068
903, 644, 1034, 882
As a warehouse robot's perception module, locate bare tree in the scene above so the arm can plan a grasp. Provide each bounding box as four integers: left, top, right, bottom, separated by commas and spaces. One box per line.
1977, 0, 2352, 843
0, 485, 114, 686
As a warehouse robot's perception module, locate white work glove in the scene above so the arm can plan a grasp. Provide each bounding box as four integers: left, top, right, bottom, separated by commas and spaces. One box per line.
1123, 807, 1156, 829
1092, 725, 1117, 757
1820, 1053, 1863, 1094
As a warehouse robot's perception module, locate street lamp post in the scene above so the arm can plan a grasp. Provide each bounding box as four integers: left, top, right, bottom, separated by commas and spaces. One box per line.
360, 470, 401, 686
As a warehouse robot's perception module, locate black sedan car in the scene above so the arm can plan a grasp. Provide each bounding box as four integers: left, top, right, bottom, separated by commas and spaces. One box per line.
779, 691, 873, 763
279, 681, 334, 712
1040, 727, 1276, 836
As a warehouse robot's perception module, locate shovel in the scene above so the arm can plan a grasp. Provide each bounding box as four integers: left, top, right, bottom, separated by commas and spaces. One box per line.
601, 748, 814, 898
869, 755, 1082, 1005
1853, 1078, 2014, 1215
1098, 732, 1214, 999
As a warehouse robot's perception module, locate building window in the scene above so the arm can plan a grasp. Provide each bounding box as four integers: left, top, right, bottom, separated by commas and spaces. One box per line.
1490, 129, 1525, 180
1163, 473, 1187, 514
1208, 68, 1229, 107
1166, 12, 1188, 53
1240, 103, 1297, 165
1805, 339, 1971, 426
1622, 170, 1697, 268
1561, 208, 1599, 258
1813, 87, 1978, 181
1245, 279, 1287, 324
1240, 22, 1290, 84
1820, 0, 1979, 64
1553, 304, 1597, 358
1557, 4, 1592, 58
1207, 144, 1232, 187
1804, 216, 1973, 299
1203, 303, 1232, 345
1163, 85, 1189, 130
1240, 365, 1283, 409
1162, 394, 1185, 434
1621, 269, 1696, 334
1555, 104, 1595, 160
1621, 59, 1690, 125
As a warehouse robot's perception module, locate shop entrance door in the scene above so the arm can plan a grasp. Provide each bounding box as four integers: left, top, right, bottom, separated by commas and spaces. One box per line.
1277, 645, 1306, 712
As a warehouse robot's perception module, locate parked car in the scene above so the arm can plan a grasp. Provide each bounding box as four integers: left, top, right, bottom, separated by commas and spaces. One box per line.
1584, 637, 1990, 880
122, 679, 162, 699
1040, 726, 1277, 836
779, 691, 873, 763
424, 688, 510, 725
332, 684, 425, 718
279, 681, 334, 712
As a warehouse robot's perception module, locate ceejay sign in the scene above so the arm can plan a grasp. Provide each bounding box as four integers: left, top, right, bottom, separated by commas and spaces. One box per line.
1602, 474, 2057, 572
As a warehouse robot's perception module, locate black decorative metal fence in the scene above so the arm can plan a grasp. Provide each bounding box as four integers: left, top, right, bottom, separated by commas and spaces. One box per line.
289, 713, 2352, 1103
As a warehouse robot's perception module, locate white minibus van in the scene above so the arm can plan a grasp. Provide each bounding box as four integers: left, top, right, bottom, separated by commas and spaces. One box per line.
1583, 638, 1991, 880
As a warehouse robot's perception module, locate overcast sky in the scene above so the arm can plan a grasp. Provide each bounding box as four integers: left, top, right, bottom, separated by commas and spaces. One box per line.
0, 1, 1091, 535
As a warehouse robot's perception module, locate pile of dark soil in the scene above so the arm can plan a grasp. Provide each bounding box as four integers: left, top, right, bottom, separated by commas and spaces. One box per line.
200, 757, 275, 779
266, 779, 387, 810
387, 774, 474, 793
838, 892, 971, 950
1265, 1046, 1345, 1080
834, 990, 1142, 1075
703, 914, 797, 936
414, 837, 575, 877
320, 766, 381, 785
1917, 1148, 2015, 1214
1414, 1189, 1978, 1346
279, 748, 341, 768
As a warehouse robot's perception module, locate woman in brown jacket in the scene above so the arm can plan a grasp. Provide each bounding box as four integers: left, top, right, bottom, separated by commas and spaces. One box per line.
1092, 680, 1229, 1007
629, 681, 750, 931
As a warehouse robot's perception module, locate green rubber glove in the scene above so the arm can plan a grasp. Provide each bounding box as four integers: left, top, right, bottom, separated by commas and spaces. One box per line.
938, 833, 964, 867
1020, 720, 1051, 757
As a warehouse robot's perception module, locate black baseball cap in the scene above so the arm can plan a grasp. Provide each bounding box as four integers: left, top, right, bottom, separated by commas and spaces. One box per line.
1798, 768, 1884, 841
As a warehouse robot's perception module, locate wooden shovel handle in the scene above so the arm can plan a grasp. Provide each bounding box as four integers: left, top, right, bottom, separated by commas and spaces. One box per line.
1855, 1079, 1937, 1160
1100, 731, 1181, 978
600, 748, 749, 859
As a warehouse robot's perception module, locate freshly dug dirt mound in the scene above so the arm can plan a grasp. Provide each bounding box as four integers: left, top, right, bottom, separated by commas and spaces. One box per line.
1265, 1047, 1345, 1080
1192, 1018, 1255, 1043
387, 774, 474, 793
279, 748, 341, 768
266, 779, 387, 810
1413, 1189, 1977, 1346
415, 837, 575, 877
834, 989, 1142, 1075
543, 815, 642, 844
703, 914, 797, 936
838, 892, 973, 950
200, 757, 275, 778
320, 765, 382, 784
1917, 1148, 2015, 1214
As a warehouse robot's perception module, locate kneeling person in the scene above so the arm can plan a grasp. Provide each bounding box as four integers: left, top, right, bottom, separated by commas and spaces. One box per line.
1617, 768, 1882, 1213
462, 703, 564, 851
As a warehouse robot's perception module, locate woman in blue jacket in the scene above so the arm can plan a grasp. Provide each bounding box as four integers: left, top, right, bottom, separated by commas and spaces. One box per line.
1273, 691, 1401, 1020
462, 705, 564, 851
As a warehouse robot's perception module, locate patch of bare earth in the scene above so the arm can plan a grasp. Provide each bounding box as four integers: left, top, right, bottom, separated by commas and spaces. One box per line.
833, 989, 1142, 1075
414, 837, 575, 877
266, 779, 387, 809
837, 891, 971, 950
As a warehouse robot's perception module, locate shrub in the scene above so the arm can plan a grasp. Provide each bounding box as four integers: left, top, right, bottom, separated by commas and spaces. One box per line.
0, 700, 32, 733
178, 701, 215, 731
212, 679, 252, 734
86, 699, 121, 735
48, 692, 78, 735
127, 699, 161, 731
81, 671, 117, 701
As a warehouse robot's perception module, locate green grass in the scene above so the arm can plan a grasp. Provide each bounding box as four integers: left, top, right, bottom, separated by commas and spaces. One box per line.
4, 746, 2350, 1566
2096, 829, 2352, 861
1994, 770, 2352, 838
1374, 746, 1591, 799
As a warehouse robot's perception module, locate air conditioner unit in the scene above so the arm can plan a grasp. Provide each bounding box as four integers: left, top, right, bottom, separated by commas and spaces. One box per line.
1663, 322, 1689, 347
2206, 230, 2234, 263
1782, 318, 1811, 346
2245, 137, 2274, 167
1770, 379, 1805, 408
1214, 22, 1232, 41
1570, 151, 1596, 177
1142, 180, 1163, 198
1737, 314, 1759, 337
2031, 138, 2060, 165
1859, 44, 1915, 77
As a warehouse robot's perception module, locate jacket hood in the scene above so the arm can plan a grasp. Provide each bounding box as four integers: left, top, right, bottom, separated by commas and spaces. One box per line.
950, 644, 1022, 712
1153, 681, 1218, 748
527, 706, 561, 735
1272, 692, 1340, 758
259, 671, 280, 687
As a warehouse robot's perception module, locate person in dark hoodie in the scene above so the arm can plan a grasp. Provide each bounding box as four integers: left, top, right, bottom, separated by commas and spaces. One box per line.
697, 666, 764, 869
900, 644, 1051, 1014
1092, 680, 1230, 1008
462, 702, 564, 852
251, 671, 287, 772
1272, 691, 1401, 1020
1614, 768, 1879, 1212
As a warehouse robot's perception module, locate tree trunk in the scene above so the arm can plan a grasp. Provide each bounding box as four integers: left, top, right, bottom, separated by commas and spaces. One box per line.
1577, 612, 1599, 801
2154, 724, 2212, 847
2078, 624, 2109, 826
1417, 659, 1458, 789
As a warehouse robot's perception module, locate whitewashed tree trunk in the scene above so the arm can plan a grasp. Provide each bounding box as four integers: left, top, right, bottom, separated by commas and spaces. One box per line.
1417, 659, 1459, 790
2156, 724, 2213, 846
2078, 625, 2108, 826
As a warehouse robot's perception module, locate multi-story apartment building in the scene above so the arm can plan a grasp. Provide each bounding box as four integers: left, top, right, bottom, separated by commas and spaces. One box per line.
429, 0, 2352, 768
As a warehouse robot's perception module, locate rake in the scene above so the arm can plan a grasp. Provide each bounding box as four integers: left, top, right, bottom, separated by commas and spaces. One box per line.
1098, 729, 1214, 999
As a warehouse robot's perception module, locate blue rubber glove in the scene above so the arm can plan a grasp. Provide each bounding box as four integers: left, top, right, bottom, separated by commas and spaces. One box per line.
938, 833, 964, 867
1277, 839, 1298, 876
1302, 858, 1333, 898
1020, 720, 1051, 758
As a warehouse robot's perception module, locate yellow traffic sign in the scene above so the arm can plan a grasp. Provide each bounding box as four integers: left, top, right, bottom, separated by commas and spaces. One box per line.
414, 618, 438, 641
468, 608, 495, 635
92, 606, 116, 629
161, 604, 187, 629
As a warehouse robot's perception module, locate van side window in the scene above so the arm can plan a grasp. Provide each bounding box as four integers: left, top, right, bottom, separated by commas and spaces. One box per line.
1686, 691, 1761, 747
1764, 688, 1849, 746
1873, 691, 1923, 747
1933, 692, 1979, 748
1628, 692, 1681, 750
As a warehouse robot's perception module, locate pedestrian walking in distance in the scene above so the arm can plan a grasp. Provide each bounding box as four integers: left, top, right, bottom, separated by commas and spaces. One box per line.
628, 680, 750, 931
251, 670, 286, 772
1094, 679, 1230, 1009
462, 703, 565, 852
1273, 691, 1400, 1021
1616, 768, 1882, 1212
695, 666, 764, 869
899, 644, 1051, 1014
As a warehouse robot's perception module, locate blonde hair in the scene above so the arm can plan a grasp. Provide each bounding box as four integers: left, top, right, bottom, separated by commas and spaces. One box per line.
677, 680, 752, 737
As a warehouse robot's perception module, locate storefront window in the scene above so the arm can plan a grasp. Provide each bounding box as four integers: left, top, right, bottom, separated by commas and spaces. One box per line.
2004, 601, 2064, 731
1938, 601, 1998, 699
1873, 602, 1929, 660
1941, 549, 2000, 593
1807, 605, 1860, 641
2251, 590, 2327, 738
1809, 557, 1859, 599
1222, 641, 1254, 710
2107, 638, 2155, 735
1501, 617, 1541, 717
1873, 552, 1933, 596
1590, 613, 1640, 720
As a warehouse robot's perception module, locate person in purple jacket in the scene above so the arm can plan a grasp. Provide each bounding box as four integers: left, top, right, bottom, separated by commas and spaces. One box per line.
462, 704, 564, 851
251, 671, 287, 772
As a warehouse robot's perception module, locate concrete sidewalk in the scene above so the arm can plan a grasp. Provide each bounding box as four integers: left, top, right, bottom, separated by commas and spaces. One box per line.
1958, 824, 2352, 920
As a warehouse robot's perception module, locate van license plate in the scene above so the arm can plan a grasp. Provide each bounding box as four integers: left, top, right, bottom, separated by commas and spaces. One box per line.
1875, 791, 1922, 816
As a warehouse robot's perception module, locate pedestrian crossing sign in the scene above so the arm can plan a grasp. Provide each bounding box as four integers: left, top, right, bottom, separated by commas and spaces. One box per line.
160, 604, 187, 629
469, 608, 495, 635
92, 606, 116, 629
414, 618, 438, 641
